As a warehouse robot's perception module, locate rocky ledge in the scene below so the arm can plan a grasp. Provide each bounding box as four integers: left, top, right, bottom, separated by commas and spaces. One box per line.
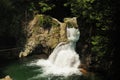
19, 14, 78, 58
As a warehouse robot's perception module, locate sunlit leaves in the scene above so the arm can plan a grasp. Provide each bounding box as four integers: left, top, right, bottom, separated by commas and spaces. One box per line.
28, 0, 55, 14
38, 2, 53, 13
91, 36, 108, 57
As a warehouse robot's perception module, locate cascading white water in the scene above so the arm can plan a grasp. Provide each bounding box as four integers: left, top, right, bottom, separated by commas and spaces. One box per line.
48, 27, 80, 68
29, 27, 82, 77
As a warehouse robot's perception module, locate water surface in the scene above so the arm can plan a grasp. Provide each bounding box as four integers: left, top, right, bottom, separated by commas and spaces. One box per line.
2, 56, 103, 80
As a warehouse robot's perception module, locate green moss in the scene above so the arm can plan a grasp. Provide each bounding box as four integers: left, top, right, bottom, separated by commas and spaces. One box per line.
37, 15, 52, 29
43, 16, 52, 28
38, 15, 44, 27
34, 14, 52, 28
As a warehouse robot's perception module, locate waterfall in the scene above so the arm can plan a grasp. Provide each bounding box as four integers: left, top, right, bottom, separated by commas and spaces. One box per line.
30, 27, 82, 77
48, 27, 80, 68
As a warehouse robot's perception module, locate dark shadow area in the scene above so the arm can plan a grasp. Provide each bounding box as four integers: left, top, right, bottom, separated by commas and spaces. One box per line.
109, 1, 120, 80
0, 37, 16, 49
45, 0, 71, 22
0, 37, 20, 77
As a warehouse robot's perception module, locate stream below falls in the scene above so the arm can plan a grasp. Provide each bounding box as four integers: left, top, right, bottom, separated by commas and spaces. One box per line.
1, 56, 103, 80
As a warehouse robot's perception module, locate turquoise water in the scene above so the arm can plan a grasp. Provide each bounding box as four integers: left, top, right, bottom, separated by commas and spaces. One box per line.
2, 57, 102, 80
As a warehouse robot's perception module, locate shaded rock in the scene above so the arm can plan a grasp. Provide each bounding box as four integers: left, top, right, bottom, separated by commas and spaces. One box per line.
19, 14, 78, 58
0, 75, 12, 80
80, 68, 88, 76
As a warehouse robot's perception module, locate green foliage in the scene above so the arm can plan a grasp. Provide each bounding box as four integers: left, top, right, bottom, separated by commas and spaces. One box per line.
65, 0, 112, 48
64, 0, 113, 72
38, 15, 52, 28
38, 2, 53, 13
91, 36, 108, 57
28, 0, 55, 14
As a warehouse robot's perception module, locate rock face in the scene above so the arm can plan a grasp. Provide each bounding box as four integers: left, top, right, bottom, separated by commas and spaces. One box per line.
19, 14, 78, 58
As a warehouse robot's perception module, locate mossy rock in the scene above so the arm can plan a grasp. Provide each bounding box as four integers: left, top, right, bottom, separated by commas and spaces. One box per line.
19, 14, 79, 58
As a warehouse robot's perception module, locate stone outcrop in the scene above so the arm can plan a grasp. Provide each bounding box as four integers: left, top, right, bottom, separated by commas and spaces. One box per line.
19, 14, 78, 58
0, 75, 12, 80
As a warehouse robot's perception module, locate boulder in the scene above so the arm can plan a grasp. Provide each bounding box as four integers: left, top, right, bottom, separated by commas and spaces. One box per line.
0, 75, 12, 80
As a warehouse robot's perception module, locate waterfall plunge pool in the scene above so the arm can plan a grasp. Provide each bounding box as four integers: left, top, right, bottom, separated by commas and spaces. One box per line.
1, 56, 103, 80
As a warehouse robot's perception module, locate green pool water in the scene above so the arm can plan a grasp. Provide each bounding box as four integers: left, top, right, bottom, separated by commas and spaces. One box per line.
2, 57, 103, 80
